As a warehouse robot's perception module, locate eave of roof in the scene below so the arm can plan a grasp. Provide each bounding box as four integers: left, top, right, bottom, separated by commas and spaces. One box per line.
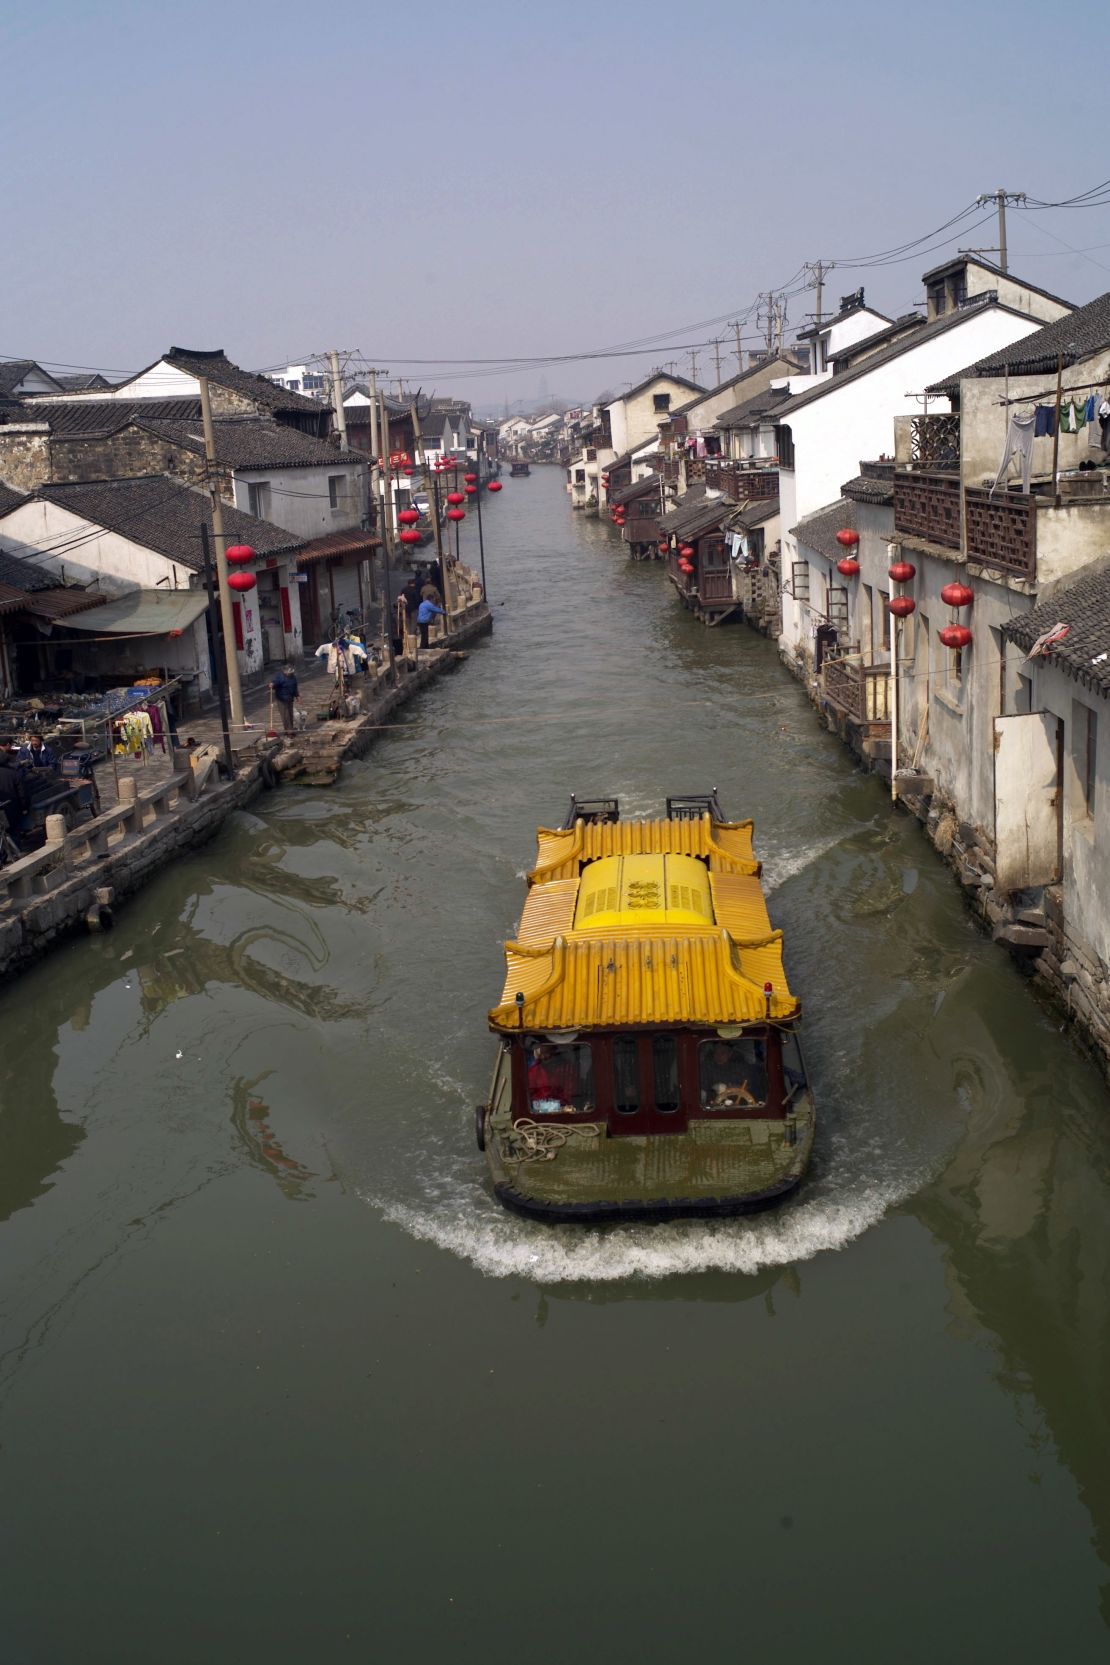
1000, 552, 1110, 697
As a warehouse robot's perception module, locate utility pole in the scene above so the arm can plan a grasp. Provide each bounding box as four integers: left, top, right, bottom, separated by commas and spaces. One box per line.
197, 375, 245, 730
976, 188, 1026, 274
688, 349, 700, 382
728, 320, 744, 373
710, 338, 723, 384
804, 260, 834, 327
377, 387, 398, 685
328, 350, 349, 450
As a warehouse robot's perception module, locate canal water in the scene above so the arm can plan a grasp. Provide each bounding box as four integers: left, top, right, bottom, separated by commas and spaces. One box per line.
2, 465, 1109, 1662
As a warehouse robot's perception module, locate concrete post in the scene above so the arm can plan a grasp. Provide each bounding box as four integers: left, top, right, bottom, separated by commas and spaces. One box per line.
45, 814, 67, 845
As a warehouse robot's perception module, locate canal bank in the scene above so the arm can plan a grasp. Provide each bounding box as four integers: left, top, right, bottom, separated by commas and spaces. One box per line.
1, 465, 1109, 1664
0, 602, 491, 978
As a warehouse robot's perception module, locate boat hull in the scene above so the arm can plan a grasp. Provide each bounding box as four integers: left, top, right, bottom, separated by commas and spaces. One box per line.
493, 1171, 803, 1225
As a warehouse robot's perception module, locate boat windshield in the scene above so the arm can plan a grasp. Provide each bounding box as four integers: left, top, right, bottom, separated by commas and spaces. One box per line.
526, 1040, 594, 1115
698, 1037, 767, 1110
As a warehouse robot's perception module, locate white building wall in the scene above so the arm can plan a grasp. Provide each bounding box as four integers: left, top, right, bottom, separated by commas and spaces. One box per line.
231, 463, 367, 541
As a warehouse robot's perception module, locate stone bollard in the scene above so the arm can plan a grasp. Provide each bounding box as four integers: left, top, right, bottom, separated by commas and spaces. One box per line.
44, 814, 67, 845
118, 776, 142, 834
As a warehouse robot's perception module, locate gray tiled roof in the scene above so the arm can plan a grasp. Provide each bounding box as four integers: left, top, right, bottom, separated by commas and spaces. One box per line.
134, 418, 367, 472
920, 253, 1073, 311
928, 289, 1110, 391
164, 348, 324, 415
0, 481, 26, 516
728, 496, 780, 529
0, 545, 53, 591
34, 476, 303, 572
669, 353, 804, 419
660, 491, 735, 538
608, 370, 705, 407
841, 468, 894, 506
790, 499, 855, 562
610, 475, 660, 508
0, 361, 58, 398
714, 387, 793, 428
8, 397, 201, 436
1001, 554, 1110, 697
779, 301, 1036, 418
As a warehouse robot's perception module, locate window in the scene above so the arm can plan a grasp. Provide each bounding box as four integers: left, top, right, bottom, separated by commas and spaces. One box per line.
790, 560, 810, 602
698, 1038, 768, 1110
879, 590, 891, 654
1071, 700, 1098, 820
525, 1040, 594, 1114
247, 480, 271, 518
653, 392, 671, 412
652, 1036, 680, 1114
613, 1037, 640, 1114
328, 475, 344, 509
777, 425, 795, 469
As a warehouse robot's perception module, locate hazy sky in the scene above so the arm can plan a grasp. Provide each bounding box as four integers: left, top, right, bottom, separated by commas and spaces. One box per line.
5, 0, 1110, 413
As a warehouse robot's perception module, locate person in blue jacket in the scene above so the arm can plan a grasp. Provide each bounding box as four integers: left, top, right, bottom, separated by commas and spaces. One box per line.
416, 595, 445, 650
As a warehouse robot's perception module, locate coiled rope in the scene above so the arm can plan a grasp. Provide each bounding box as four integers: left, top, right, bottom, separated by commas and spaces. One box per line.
499, 1118, 602, 1165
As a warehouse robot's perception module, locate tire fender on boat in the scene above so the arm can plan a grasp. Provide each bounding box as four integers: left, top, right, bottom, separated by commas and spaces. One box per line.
475, 1104, 488, 1151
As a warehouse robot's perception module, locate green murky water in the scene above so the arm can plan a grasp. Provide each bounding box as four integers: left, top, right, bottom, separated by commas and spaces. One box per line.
2, 466, 1109, 1662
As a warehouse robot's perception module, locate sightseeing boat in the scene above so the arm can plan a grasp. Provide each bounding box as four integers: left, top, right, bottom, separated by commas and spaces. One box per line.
509, 459, 531, 477
479, 794, 815, 1222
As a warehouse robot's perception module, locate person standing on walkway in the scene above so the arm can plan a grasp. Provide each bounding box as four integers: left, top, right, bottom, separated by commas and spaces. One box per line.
271, 665, 300, 733
416, 595, 446, 650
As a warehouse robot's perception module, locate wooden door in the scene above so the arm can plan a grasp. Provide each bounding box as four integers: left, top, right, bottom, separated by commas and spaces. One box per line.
607, 1034, 688, 1136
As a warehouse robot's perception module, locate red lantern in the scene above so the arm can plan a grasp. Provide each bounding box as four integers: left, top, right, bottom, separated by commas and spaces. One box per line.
447, 508, 466, 522
464, 473, 477, 484
225, 544, 255, 565
836, 557, 861, 577
227, 570, 255, 593
835, 529, 860, 548
889, 596, 916, 618
446, 491, 465, 506
939, 624, 973, 650
397, 508, 420, 526
399, 528, 421, 546
658, 540, 669, 554
679, 544, 695, 558
888, 561, 916, 584
403, 466, 414, 477
487, 480, 503, 493
940, 582, 974, 609
465, 484, 477, 496
679, 560, 695, 576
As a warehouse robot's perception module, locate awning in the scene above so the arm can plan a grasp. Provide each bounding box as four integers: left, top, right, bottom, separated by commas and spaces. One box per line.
62, 589, 209, 635
295, 530, 380, 569
0, 582, 107, 620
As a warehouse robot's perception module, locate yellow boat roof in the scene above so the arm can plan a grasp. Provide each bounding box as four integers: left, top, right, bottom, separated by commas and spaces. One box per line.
490, 815, 798, 1032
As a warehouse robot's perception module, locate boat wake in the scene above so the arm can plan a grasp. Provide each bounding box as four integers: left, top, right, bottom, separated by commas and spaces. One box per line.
360, 1165, 911, 1284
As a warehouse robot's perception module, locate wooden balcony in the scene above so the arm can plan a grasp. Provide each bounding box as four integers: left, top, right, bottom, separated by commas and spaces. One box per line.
964, 487, 1036, 578
822, 656, 891, 724
893, 470, 961, 550
910, 413, 960, 469
698, 570, 732, 603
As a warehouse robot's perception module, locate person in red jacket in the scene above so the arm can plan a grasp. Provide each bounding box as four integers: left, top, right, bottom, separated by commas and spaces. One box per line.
527, 1043, 578, 1110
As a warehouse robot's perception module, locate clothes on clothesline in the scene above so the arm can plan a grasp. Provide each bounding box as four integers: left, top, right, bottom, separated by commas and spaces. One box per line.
991, 412, 1035, 495
114, 710, 153, 755
1034, 405, 1055, 438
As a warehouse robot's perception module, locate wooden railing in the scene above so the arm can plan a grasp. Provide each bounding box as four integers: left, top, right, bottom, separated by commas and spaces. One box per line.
910, 413, 960, 469
822, 656, 891, 724
893, 470, 961, 549
964, 487, 1036, 578
699, 571, 732, 602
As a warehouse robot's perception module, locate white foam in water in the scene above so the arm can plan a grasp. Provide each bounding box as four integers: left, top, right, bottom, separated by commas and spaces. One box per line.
358, 1137, 916, 1285
762, 833, 843, 895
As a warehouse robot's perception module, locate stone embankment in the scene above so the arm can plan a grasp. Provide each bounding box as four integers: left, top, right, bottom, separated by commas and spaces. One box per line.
776, 637, 1110, 1078
0, 606, 492, 980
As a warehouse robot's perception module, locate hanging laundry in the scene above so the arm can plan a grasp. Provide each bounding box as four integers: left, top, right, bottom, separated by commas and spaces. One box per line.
1100, 398, 1110, 452
1074, 399, 1087, 431
991, 412, 1036, 495
1085, 394, 1097, 423
1059, 401, 1074, 434
1033, 405, 1055, 439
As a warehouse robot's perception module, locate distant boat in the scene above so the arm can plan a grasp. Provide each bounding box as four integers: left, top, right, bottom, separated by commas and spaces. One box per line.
509, 460, 531, 477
